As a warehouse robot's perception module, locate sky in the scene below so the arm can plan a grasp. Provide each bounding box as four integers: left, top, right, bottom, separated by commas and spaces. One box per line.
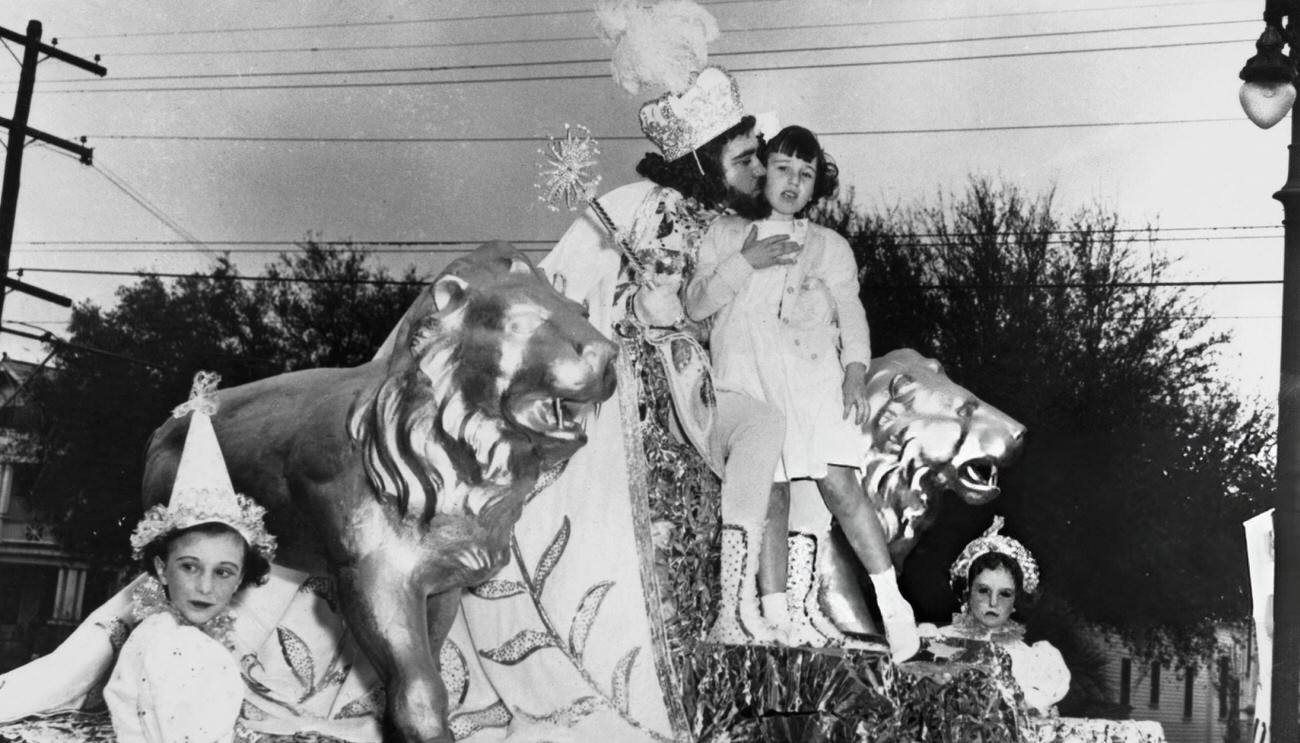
0, 0, 1287, 405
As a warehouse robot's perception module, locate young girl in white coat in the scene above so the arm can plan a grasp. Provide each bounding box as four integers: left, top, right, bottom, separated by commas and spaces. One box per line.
685, 125, 918, 660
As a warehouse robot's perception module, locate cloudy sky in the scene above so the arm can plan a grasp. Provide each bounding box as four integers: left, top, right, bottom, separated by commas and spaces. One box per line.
0, 0, 1284, 401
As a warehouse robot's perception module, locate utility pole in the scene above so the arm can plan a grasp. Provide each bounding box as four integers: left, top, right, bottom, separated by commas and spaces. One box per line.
0, 20, 106, 324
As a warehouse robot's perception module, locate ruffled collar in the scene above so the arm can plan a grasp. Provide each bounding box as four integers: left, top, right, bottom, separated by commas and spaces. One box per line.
946, 609, 1026, 643
132, 576, 237, 651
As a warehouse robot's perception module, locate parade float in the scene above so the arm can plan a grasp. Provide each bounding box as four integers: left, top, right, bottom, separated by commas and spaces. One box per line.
0, 243, 1164, 743
0, 2, 1172, 740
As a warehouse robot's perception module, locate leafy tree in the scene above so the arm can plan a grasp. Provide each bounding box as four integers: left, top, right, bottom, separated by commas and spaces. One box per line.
24, 240, 425, 564
817, 178, 1273, 663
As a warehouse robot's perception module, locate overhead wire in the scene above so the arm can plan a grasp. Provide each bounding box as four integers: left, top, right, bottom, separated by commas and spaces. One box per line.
54, 0, 771, 41
54, 0, 1239, 42
34, 37, 1252, 94
82, 116, 1249, 144
30, 146, 220, 259
90, 161, 216, 257
5, 231, 1288, 255
8, 266, 1284, 292
36, 19, 1255, 84
78, 16, 1253, 59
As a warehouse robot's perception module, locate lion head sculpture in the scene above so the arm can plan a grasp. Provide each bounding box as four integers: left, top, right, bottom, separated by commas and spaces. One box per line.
785, 348, 1026, 646
860, 349, 1026, 562
141, 242, 617, 742
349, 241, 618, 521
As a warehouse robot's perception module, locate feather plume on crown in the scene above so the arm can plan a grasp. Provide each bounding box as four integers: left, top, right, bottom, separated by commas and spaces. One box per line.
594, 0, 719, 96
595, 1, 744, 162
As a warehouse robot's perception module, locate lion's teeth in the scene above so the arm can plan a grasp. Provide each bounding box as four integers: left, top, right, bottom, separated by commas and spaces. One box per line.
910, 466, 928, 492
552, 398, 565, 427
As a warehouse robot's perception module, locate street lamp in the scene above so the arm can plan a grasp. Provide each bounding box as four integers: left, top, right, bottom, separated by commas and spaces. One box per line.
1241, 2, 1300, 739
1241, 21, 1296, 128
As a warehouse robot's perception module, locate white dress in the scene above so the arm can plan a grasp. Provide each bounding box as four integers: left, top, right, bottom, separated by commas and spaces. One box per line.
104, 602, 244, 743
686, 215, 872, 480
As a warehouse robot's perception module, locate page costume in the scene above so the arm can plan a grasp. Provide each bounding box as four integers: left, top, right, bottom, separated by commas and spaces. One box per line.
920, 613, 1070, 714
103, 580, 245, 743
919, 516, 1071, 715
687, 215, 872, 480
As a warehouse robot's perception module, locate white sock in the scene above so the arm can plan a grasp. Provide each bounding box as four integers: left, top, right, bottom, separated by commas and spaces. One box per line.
870, 567, 919, 661
869, 567, 907, 612
760, 592, 789, 625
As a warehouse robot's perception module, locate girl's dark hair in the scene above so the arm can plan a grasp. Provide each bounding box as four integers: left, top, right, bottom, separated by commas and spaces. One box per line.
764, 124, 839, 217
142, 521, 271, 591
955, 551, 1035, 614
635, 114, 758, 207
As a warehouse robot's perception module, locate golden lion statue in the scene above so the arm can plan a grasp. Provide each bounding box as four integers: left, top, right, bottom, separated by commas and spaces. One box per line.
141, 243, 618, 743
713, 348, 1027, 648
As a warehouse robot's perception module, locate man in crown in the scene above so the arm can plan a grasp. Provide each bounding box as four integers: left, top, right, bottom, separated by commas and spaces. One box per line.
446, 61, 801, 742
450, 23, 914, 736
537, 62, 799, 642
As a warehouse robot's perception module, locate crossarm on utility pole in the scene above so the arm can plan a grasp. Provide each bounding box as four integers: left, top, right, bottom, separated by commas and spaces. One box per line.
0, 117, 92, 164
0, 25, 105, 77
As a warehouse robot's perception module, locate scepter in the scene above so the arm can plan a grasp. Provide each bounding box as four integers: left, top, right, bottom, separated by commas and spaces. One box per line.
535, 123, 648, 277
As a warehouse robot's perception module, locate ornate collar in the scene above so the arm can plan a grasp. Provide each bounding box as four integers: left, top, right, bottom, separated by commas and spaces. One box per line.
131, 576, 237, 651
946, 609, 1026, 643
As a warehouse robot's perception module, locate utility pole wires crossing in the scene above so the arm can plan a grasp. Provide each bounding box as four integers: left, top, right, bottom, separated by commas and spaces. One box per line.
0, 20, 105, 324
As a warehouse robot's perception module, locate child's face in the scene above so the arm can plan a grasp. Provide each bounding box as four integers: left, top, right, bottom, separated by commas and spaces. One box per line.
154, 528, 246, 625
764, 151, 817, 216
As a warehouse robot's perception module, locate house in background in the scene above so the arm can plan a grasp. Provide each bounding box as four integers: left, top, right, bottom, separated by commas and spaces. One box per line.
0, 355, 111, 671
1098, 625, 1256, 743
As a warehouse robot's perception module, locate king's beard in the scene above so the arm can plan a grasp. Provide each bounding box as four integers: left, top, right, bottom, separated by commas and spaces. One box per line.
726, 183, 771, 220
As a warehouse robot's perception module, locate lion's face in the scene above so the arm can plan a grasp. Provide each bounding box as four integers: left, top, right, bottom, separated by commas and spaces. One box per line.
449, 245, 617, 460
352, 242, 617, 517
861, 349, 1025, 544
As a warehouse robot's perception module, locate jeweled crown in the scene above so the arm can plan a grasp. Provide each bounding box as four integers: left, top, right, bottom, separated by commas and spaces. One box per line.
949, 516, 1040, 595
639, 66, 744, 162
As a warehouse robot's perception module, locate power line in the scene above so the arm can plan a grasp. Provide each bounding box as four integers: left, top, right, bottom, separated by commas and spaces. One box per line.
8, 225, 1285, 250
6, 231, 1287, 255
14, 266, 427, 286
33, 144, 219, 259
89, 159, 214, 255
82, 116, 1249, 143
98, 36, 600, 57
12, 238, 556, 247
36, 38, 1249, 94
9, 265, 1283, 291
56, 0, 765, 41
38, 19, 1253, 84
77, 15, 1253, 59
56, 0, 1236, 42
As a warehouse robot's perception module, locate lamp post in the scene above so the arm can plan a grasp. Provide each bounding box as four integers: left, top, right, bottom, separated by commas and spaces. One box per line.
1241, 2, 1300, 739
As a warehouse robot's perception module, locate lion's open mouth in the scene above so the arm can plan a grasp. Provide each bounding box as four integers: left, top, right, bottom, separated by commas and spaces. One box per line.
957, 459, 1000, 503
507, 393, 590, 442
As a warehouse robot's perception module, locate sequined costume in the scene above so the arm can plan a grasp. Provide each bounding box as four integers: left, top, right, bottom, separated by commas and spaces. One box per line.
102, 579, 245, 743
919, 614, 1071, 715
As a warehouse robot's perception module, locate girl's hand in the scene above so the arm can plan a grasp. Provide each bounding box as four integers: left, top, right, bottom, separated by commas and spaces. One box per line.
741, 225, 802, 269
841, 361, 871, 429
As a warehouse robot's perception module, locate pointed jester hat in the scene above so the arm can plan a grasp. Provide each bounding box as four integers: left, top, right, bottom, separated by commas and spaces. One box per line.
129, 371, 276, 562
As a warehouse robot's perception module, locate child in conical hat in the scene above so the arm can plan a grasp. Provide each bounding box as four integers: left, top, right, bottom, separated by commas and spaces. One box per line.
104, 372, 276, 743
